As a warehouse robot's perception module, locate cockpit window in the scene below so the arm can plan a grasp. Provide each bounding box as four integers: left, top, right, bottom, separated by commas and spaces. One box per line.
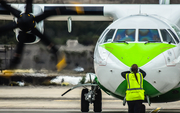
168, 29, 180, 43
139, 29, 161, 42
172, 25, 180, 39
98, 29, 109, 43
160, 29, 175, 44
103, 29, 115, 43
113, 29, 135, 42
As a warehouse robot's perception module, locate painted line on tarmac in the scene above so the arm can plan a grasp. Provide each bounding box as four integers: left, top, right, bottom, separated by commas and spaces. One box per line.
54, 100, 80, 102
53, 100, 122, 102
150, 107, 161, 113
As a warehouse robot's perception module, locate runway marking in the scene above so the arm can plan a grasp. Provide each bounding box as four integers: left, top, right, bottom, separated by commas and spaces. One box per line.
150, 107, 161, 113
54, 100, 80, 102
53, 100, 122, 102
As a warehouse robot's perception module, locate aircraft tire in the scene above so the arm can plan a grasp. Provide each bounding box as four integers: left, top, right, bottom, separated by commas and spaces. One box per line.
93, 89, 102, 112
141, 104, 146, 113
81, 89, 89, 112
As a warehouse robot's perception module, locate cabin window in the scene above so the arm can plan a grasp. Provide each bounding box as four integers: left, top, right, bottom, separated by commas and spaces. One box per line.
113, 29, 135, 42
160, 29, 175, 44
139, 29, 161, 42
103, 29, 115, 43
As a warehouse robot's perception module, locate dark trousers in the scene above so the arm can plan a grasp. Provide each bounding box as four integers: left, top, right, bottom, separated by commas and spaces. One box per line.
127, 100, 143, 113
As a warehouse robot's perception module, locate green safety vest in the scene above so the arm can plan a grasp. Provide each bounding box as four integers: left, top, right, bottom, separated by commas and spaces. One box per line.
126, 73, 145, 101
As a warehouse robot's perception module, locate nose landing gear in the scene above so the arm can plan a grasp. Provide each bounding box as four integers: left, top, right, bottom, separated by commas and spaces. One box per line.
61, 73, 101, 112
81, 86, 102, 112
62, 84, 102, 112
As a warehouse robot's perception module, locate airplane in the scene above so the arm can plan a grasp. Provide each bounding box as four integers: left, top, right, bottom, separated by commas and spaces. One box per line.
0, 0, 180, 112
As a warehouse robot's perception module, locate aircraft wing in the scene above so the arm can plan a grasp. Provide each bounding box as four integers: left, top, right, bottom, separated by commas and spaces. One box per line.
38, 4, 180, 27
0, 4, 114, 21
0, 4, 13, 20
0, 4, 140, 21
1, 4, 180, 25
35, 4, 115, 21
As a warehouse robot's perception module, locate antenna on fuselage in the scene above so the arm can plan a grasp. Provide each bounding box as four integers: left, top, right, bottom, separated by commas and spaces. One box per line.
139, 5, 141, 14
159, 0, 170, 4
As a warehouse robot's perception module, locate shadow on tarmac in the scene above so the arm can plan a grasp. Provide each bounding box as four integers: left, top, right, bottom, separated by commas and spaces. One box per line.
0, 109, 180, 113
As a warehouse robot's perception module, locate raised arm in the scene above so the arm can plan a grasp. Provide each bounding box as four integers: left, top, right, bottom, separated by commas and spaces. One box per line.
139, 69, 146, 78
121, 71, 130, 79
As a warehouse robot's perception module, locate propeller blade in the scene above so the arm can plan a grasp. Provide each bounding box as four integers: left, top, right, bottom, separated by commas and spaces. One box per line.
0, 0, 21, 18
34, 9, 58, 23
9, 32, 26, 69
31, 28, 58, 54
31, 28, 67, 71
0, 21, 18, 33
25, 0, 33, 14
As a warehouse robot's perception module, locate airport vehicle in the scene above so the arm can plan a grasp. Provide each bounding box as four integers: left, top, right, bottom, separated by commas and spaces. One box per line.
1, 0, 180, 112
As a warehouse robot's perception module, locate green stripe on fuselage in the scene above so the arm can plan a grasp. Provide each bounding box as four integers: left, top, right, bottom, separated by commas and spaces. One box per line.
95, 76, 180, 102
100, 43, 175, 67
94, 77, 124, 100
115, 80, 160, 97
95, 76, 160, 99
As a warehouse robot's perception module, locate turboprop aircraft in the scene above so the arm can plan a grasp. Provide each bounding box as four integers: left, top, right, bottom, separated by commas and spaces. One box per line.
1, 0, 180, 112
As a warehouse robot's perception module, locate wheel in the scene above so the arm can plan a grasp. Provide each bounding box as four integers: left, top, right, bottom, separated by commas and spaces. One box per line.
93, 89, 102, 112
141, 104, 146, 113
81, 89, 89, 112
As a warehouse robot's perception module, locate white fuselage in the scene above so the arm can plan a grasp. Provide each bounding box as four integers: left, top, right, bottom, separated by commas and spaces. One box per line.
94, 14, 180, 99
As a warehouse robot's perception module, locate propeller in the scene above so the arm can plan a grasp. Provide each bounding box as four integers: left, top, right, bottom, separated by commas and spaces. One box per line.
0, 0, 66, 70
0, 0, 21, 18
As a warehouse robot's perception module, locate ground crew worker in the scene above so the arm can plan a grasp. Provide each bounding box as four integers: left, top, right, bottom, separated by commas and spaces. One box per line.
121, 64, 146, 113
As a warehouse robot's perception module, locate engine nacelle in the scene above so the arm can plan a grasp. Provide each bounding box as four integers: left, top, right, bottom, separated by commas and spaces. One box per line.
17, 31, 36, 43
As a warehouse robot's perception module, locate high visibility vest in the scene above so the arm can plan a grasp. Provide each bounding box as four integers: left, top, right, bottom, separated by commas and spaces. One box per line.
126, 73, 145, 101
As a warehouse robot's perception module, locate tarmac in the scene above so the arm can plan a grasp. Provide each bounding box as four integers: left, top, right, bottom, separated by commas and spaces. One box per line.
0, 86, 180, 113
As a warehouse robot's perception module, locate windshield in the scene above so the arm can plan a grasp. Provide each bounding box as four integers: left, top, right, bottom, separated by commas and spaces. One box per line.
113, 29, 135, 42
139, 29, 161, 42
